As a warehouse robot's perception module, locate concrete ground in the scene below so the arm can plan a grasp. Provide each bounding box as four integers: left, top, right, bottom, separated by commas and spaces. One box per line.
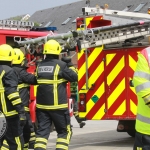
47, 117, 134, 150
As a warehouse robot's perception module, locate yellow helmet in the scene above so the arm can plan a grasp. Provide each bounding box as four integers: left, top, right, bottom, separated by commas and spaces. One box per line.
13, 48, 25, 64
0, 44, 14, 61
43, 40, 62, 55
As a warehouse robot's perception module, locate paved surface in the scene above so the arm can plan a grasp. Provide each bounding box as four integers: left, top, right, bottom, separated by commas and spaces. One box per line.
47, 117, 135, 150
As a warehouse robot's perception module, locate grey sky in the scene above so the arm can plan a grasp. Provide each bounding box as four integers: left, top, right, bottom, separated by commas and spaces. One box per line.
0, 0, 81, 20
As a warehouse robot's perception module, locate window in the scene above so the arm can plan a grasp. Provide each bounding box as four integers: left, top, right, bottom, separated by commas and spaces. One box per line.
44, 21, 52, 27
122, 5, 133, 11
61, 17, 72, 25
134, 3, 147, 12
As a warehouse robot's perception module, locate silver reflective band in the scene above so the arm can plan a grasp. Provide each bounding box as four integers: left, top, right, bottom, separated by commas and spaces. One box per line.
135, 82, 150, 93
137, 113, 150, 124
134, 71, 150, 80
38, 66, 54, 73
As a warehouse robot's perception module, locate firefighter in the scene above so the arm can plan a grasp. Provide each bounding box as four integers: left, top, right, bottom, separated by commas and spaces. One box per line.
70, 82, 86, 128
34, 39, 78, 150
61, 57, 86, 128
12, 48, 37, 149
133, 46, 150, 150
2, 48, 37, 149
0, 44, 26, 150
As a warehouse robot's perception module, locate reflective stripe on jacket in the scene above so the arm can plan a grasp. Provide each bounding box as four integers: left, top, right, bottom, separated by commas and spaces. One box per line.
133, 46, 150, 135
13, 65, 37, 112
36, 58, 78, 110
0, 65, 23, 117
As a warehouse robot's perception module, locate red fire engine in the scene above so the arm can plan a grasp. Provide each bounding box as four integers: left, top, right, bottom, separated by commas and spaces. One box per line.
13, 6, 150, 137
0, 20, 59, 123
77, 6, 150, 137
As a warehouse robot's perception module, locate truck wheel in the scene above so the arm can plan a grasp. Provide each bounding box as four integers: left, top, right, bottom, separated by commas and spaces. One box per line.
127, 130, 135, 137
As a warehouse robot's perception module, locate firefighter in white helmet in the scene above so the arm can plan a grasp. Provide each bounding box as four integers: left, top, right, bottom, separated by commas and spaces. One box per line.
0, 44, 26, 150
34, 39, 78, 150
133, 46, 150, 150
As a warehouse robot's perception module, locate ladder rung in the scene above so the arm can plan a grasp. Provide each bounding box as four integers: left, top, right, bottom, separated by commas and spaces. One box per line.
80, 25, 150, 48
0, 19, 34, 30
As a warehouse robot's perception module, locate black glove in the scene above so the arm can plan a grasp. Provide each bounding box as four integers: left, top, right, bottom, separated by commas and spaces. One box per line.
19, 112, 27, 126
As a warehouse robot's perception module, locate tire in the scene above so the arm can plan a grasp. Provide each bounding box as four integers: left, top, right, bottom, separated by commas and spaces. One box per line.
127, 130, 135, 137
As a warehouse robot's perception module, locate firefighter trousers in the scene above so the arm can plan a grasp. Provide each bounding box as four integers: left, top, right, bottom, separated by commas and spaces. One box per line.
1, 113, 35, 150
34, 109, 72, 150
133, 131, 150, 150
0, 116, 24, 150
23, 112, 35, 149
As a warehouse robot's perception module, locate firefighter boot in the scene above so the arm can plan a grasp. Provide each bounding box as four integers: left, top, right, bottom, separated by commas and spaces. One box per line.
79, 122, 86, 128
74, 112, 86, 128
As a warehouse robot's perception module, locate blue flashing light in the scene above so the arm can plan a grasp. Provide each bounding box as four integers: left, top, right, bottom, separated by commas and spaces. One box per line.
30, 26, 57, 31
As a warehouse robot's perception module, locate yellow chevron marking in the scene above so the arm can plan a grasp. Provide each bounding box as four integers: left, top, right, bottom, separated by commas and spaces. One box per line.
106, 54, 116, 66
130, 99, 137, 115
129, 55, 137, 71
108, 78, 125, 109
78, 48, 85, 60
86, 17, 93, 27
78, 46, 103, 81
89, 61, 104, 88
92, 104, 105, 120
90, 83, 105, 119
113, 100, 126, 115
79, 99, 95, 118
107, 56, 124, 86
95, 82, 104, 101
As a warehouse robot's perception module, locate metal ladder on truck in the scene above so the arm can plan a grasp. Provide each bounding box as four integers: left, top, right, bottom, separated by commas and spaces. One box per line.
15, 20, 150, 51
0, 19, 34, 30
15, 6, 150, 50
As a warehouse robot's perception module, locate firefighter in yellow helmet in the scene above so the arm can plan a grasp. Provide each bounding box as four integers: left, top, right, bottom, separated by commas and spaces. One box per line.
34, 39, 78, 150
133, 46, 150, 150
0, 44, 26, 150
12, 48, 37, 149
